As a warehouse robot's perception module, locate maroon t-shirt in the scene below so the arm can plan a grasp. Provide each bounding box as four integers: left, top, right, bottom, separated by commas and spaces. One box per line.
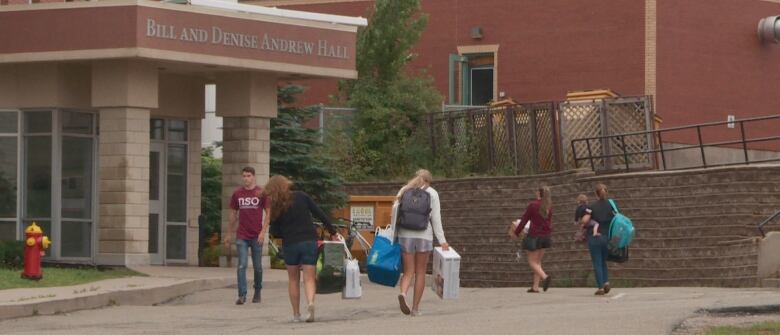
230, 186, 268, 240
515, 200, 553, 237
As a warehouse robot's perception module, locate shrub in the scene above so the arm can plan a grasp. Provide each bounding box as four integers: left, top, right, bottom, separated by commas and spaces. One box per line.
0, 240, 25, 269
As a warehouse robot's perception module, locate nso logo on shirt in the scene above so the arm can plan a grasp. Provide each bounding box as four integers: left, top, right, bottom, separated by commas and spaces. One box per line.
238, 197, 261, 207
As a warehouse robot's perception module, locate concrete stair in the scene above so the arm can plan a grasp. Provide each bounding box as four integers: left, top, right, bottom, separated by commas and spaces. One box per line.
345, 165, 780, 288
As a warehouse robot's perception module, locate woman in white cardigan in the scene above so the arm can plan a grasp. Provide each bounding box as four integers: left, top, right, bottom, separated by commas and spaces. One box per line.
392, 169, 449, 316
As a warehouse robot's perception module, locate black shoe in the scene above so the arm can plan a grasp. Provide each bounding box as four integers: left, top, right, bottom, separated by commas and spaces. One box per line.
235, 296, 246, 305
252, 291, 261, 303
542, 275, 552, 292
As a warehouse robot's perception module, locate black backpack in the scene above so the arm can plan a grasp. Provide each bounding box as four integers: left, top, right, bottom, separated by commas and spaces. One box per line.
397, 187, 432, 231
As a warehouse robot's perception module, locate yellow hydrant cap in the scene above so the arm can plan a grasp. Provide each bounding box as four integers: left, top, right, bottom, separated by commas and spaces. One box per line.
25, 222, 42, 235
42, 236, 51, 249
26, 237, 36, 247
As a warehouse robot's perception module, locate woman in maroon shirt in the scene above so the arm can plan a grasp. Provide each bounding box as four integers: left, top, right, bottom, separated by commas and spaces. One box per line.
514, 186, 553, 293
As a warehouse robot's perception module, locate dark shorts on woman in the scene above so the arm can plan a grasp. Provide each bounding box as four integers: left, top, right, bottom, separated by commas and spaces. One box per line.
282, 240, 318, 266
522, 236, 552, 251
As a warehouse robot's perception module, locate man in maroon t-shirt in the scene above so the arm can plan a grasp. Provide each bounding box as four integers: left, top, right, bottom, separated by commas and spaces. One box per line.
224, 166, 269, 305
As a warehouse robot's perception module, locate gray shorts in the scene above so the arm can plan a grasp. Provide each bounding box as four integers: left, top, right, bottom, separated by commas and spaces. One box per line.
398, 237, 433, 253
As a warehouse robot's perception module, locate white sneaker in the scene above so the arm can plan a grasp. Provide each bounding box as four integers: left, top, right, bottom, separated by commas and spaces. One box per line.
292, 314, 302, 323
411, 309, 422, 317
305, 304, 315, 323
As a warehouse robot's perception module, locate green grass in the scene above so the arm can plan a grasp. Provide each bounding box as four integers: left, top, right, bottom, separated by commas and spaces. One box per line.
705, 321, 780, 335
0, 267, 144, 290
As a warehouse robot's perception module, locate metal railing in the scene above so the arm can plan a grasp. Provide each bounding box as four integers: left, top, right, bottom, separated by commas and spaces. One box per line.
758, 209, 780, 237
571, 114, 780, 173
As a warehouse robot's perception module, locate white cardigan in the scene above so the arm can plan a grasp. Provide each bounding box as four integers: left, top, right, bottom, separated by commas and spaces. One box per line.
391, 187, 447, 244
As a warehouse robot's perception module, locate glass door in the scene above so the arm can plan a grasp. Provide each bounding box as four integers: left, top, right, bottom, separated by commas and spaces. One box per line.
149, 142, 165, 265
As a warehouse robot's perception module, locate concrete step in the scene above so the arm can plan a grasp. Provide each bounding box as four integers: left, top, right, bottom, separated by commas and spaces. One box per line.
461, 253, 758, 270
439, 192, 780, 209
435, 180, 780, 201
461, 244, 758, 262
461, 264, 757, 283
448, 234, 748, 249
449, 237, 758, 255
761, 278, 780, 288
441, 203, 774, 219
442, 213, 769, 229
444, 223, 759, 240
461, 275, 759, 288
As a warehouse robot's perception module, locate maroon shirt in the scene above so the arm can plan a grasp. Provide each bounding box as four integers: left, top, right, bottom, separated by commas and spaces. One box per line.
230, 186, 268, 240
515, 200, 553, 237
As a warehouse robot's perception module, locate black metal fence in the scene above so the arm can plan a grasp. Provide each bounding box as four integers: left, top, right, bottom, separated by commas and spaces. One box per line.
571, 114, 780, 173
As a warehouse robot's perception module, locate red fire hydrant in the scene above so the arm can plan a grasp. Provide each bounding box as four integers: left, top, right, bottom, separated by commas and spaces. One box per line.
21, 222, 51, 280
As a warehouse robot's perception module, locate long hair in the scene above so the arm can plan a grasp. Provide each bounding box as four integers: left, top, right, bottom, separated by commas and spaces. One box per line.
264, 175, 293, 222
396, 169, 433, 200
595, 183, 608, 200
538, 186, 552, 217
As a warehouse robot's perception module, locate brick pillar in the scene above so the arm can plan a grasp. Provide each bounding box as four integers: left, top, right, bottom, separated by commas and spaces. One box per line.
215, 72, 276, 266
219, 117, 271, 265
97, 108, 151, 265
92, 60, 158, 266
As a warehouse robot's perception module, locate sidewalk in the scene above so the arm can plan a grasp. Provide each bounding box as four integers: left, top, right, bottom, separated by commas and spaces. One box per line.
0, 257, 286, 320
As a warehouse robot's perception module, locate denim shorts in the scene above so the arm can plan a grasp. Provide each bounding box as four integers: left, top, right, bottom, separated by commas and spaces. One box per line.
398, 237, 433, 253
282, 240, 318, 266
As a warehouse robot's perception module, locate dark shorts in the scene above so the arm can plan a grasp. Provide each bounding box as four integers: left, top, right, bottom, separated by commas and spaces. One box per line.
522, 236, 552, 251
282, 240, 318, 266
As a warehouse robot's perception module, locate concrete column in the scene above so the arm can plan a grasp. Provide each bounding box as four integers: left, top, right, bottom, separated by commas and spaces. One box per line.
216, 72, 276, 266
93, 60, 158, 266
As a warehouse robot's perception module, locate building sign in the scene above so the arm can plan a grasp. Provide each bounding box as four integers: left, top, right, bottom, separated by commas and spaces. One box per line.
0, 4, 357, 76
350, 206, 374, 230
145, 18, 349, 59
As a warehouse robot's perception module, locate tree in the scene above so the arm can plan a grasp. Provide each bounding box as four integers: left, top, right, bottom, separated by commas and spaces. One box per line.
336, 0, 443, 180
200, 145, 222, 239
271, 85, 347, 216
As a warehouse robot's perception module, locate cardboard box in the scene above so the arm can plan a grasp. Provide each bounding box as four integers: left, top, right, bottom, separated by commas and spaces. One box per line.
431, 247, 460, 300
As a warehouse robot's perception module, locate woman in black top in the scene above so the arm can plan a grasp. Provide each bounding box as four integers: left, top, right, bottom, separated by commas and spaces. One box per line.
264, 175, 338, 323
579, 183, 616, 295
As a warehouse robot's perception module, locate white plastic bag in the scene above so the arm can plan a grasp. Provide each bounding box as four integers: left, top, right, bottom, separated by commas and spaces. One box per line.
376, 201, 400, 243
339, 235, 362, 299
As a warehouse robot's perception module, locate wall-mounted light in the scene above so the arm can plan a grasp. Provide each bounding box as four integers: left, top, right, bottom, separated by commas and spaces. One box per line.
758, 16, 780, 44
470, 26, 483, 40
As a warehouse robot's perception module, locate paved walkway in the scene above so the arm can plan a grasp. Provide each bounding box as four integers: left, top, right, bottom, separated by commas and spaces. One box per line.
1, 261, 779, 334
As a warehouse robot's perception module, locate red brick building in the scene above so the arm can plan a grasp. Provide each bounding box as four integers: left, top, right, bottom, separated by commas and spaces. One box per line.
257, 0, 780, 159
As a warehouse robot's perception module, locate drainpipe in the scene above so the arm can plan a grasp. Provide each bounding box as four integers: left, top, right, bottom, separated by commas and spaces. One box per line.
758, 16, 780, 44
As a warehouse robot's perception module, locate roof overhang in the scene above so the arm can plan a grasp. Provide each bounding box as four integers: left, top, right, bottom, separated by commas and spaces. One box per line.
0, 0, 359, 79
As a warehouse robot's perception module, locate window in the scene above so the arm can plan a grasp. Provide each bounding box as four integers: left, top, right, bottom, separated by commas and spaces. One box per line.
0, 111, 18, 241
60, 111, 96, 258
449, 46, 498, 106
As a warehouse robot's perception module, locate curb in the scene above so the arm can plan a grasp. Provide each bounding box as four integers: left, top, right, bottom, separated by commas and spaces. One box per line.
0, 277, 234, 321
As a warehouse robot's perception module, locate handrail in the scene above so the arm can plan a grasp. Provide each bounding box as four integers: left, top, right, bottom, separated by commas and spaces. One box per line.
571, 114, 780, 172
758, 209, 780, 237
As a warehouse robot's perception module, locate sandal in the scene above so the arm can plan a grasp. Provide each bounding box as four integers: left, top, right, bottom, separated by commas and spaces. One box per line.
527, 288, 540, 293
542, 275, 552, 292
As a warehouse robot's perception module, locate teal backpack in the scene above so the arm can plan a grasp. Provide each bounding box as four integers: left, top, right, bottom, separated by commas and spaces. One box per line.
608, 199, 635, 249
